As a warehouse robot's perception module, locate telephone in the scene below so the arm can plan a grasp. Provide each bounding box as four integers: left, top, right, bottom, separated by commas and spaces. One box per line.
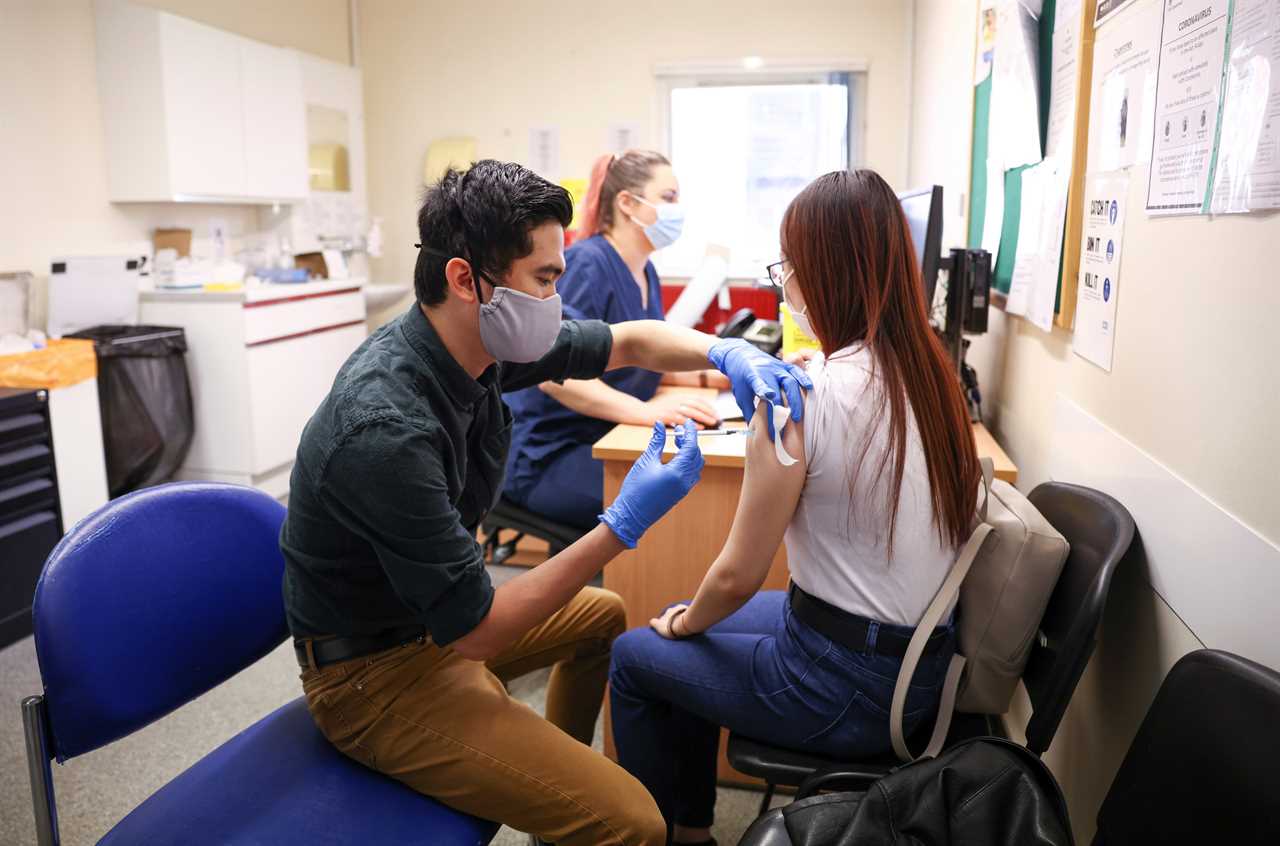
717, 307, 783, 355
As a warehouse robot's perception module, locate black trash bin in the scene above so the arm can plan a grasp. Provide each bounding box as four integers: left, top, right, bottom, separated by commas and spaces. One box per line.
67, 325, 194, 497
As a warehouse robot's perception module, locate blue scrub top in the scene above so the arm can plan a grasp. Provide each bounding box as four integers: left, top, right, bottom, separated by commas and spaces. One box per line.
503, 235, 664, 501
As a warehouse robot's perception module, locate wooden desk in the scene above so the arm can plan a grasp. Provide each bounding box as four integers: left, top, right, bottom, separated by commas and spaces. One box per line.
592, 391, 1016, 784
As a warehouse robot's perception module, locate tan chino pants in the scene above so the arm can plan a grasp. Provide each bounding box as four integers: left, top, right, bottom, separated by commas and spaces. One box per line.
299, 587, 665, 846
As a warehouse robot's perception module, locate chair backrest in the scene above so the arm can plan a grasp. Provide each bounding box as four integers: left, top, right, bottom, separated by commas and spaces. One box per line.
1094, 649, 1280, 844
33, 482, 288, 762
1020, 482, 1135, 755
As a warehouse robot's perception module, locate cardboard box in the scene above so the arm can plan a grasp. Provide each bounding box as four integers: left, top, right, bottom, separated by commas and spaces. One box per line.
153, 228, 192, 258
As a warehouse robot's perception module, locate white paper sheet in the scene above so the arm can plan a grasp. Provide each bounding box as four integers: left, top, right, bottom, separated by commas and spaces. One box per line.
528, 126, 560, 182
1209, 0, 1280, 213
1008, 157, 1069, 331
1046, 0, 1083, 160
1145, 0, 1231, 215
981, 160, 1007, 262
1089, 0, 1163, 172
991, 0, 1045, 169
1073, 171, 1130, 371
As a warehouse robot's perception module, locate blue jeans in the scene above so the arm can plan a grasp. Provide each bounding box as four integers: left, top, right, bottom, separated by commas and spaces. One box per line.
608, 591, 955, 829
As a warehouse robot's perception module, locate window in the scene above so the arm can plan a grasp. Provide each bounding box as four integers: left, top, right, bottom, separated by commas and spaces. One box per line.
656, 66, 864, 279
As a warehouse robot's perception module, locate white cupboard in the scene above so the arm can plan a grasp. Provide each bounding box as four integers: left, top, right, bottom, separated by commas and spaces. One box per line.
94, 0, 308, 203
139, 281, 367, 498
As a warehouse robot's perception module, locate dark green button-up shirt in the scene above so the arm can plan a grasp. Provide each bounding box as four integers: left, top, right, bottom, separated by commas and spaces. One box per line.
281, 304, 613, 645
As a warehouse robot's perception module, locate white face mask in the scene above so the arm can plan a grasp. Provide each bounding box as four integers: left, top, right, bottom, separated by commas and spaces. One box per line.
628, 196, 685, 250
476, 277, 563, 363
781, 270, 815, 340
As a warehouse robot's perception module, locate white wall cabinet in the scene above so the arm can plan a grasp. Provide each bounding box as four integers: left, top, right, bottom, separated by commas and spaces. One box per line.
95, 0, 307, 203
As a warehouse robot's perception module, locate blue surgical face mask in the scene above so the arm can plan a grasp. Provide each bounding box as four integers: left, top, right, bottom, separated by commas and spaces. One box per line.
629, 196, 685, 250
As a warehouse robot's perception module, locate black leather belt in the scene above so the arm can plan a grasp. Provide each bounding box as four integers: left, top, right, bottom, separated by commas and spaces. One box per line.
788, 583, 949, 659
295, 625, 427, 670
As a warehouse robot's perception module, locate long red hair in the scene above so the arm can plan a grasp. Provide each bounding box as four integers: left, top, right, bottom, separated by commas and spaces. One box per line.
782, 170, 979, 550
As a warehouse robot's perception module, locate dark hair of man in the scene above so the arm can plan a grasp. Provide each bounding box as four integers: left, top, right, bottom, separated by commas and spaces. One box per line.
414, 159, 573, 306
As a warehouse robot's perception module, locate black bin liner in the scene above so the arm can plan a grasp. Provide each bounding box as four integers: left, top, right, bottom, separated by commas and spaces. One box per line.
67, 325, 194, 497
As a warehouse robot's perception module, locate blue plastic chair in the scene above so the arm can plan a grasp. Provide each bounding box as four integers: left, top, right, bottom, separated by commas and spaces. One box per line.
21, 482, 499, 846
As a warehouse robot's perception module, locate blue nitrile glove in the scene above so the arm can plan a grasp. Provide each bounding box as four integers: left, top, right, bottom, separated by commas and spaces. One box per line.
599, 420, 705, 548
708, 338, 812, 440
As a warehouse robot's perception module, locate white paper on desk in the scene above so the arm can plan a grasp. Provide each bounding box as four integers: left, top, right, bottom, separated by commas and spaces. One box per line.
1089, 0, 1162, 172
1145, 0, 1231, 215
1008, 158, 1069, 331
1209, 0, 1280, 213
1045, 0, 1083, 160
990, 0, 1044, 169
1074, 171, 1130, 371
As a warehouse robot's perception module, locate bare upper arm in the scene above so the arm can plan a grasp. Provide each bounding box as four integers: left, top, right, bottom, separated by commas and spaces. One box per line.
714, 401, 808, 592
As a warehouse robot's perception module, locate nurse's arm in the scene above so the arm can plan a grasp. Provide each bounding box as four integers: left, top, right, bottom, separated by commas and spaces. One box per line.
607, 320, 714, 373
540, 379, 719, 427
673, 409, 807, 635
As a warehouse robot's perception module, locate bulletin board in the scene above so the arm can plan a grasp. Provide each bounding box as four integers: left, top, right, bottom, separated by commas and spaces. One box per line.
966, 0, 1098, 331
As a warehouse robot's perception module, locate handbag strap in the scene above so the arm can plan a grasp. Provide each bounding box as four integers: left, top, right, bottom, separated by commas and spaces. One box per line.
889, 457, 995, 762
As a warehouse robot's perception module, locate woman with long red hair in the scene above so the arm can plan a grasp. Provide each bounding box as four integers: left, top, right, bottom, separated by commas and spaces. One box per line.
608, 169, 981, 844
503, 149, 725, 529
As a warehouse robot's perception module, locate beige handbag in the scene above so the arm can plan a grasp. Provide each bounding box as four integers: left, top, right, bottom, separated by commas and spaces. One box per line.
890, 459, 1070, 761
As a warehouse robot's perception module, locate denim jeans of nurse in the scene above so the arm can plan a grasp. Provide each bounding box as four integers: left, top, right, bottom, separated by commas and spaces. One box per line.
608, 590, 956, 829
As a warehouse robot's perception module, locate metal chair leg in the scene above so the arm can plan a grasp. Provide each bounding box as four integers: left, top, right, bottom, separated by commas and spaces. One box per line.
757, 782, 776, 816
22, 695, 60, 846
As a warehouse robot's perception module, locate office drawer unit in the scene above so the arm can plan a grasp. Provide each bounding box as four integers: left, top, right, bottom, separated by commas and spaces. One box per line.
0, 388, 63, 649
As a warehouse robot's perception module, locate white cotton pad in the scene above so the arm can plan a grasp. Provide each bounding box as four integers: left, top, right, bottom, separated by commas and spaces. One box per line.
754, 397, 797, 466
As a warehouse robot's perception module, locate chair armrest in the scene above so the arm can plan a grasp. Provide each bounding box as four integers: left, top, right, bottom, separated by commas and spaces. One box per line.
796, 764, 885, 799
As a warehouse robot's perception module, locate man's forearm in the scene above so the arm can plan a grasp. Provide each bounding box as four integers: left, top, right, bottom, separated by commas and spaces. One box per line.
608, 320, 714, 373
449, 525, 625, 660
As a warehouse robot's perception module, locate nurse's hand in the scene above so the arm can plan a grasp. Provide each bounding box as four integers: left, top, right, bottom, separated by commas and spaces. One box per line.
599, 421, 704, 549
708, 338, 812, 440
644, 394, 719, 429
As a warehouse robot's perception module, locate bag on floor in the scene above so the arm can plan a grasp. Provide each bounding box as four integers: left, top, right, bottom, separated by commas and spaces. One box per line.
890, 458, 1070, 761
738, 737, 1074, 846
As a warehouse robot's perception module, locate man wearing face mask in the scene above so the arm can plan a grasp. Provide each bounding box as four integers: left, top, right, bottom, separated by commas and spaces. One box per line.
281, 160, 810, 846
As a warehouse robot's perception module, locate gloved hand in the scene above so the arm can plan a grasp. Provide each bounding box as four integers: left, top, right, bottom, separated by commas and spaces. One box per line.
599, 420, 704, 548
708, 338, 812, 440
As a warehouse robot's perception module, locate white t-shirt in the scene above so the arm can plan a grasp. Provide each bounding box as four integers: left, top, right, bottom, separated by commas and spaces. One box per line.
784, 344, 958, 627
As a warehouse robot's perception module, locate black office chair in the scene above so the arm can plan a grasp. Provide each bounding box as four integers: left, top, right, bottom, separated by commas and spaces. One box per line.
482, 496, 588, 565
728, 482, 1136, 814
1093, 649, 1280, 845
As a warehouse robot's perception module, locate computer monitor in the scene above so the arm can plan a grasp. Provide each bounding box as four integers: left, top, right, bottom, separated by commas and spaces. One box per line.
897, 185, 944, 310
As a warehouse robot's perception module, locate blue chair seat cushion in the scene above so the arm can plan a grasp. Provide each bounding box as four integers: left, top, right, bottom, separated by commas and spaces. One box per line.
97, 697, 499, 845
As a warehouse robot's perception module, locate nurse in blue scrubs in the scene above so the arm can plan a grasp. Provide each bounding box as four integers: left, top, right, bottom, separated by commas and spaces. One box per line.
503, 149, 726, 529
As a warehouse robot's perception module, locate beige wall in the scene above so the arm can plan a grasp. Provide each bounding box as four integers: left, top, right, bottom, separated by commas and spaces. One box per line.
359, 0, 915, 293
910, 0, 1277, 838
0, 0, 350, 329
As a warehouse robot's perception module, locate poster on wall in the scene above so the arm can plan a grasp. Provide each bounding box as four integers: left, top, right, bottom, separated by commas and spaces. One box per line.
976, 0, 999, 83
1046, 0, 1085, 160
1074, 171, 1130, 371
1089, 0, 1163, 172
528, 126, 561, 182
1096, 0, 1142, 26
1208, 0, 1280, 213
1145, 0, 1231, 215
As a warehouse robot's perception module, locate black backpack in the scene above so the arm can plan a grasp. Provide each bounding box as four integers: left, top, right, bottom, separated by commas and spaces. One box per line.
739, 738, 1073, 846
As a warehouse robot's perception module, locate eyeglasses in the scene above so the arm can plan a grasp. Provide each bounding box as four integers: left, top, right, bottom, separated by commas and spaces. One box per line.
764, 259, 790, 288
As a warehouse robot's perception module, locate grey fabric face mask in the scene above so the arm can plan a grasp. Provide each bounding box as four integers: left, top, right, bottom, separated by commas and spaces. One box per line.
478, 284, 563, 363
